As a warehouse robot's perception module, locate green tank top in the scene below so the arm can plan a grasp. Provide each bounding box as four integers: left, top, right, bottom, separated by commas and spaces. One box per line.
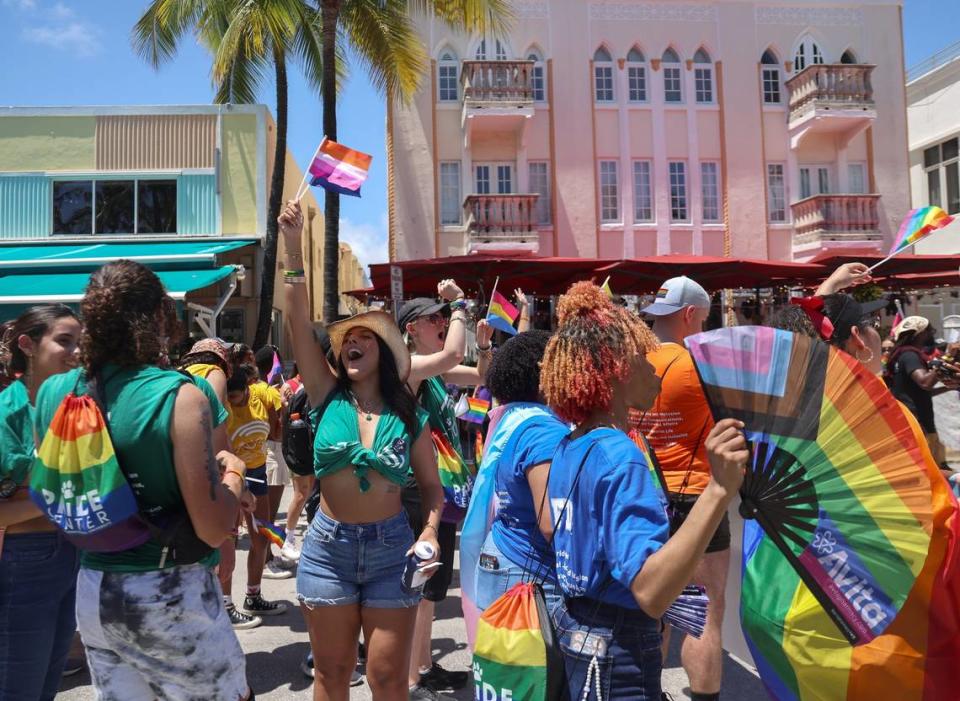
34, 365, 219, 573
0, 380, 35, 484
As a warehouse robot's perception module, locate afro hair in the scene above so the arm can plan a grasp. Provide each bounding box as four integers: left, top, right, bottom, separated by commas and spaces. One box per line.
485, 330, 553, 404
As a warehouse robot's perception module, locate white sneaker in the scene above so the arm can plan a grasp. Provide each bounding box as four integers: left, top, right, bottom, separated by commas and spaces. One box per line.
281, 534, 301, 562
262, 559, 294, 579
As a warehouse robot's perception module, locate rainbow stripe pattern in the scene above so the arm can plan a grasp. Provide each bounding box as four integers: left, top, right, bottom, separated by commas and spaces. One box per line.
473, 583, 556, 700
486, 291, 519, 336
308, 139, 372, 197
889, 206, 954, 255
686, 326, 960, 701
432, 429, 471, 510
461, 397, 491, 425
254, 518, 286, 547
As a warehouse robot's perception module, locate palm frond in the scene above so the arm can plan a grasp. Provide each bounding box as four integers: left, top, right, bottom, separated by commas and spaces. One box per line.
131, 0, 210, 68
214, 48, 268, 104
407, 0, 514, 37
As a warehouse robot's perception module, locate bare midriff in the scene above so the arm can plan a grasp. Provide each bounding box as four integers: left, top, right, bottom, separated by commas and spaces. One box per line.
318, 468, 407, 525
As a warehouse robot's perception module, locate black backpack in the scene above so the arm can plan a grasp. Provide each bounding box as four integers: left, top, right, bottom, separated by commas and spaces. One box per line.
282, 386, 315, 477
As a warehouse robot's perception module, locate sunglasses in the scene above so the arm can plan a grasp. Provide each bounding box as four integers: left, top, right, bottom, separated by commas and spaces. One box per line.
418, 313, 446, 325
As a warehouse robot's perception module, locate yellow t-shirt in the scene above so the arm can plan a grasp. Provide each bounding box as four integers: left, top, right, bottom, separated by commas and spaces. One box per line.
226, 381, 282, 469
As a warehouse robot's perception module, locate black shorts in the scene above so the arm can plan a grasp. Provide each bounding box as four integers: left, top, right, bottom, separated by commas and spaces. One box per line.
668, 493, 731, 553
402, 485, 457, 603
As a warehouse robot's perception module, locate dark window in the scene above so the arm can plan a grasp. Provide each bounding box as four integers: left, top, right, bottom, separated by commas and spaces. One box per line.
52, 181, 93, 235
95, 181, 135, 234
946, 162, 960, 214
928, 169, 942, 208
924, 145, 941, 169
942, 138, 958, 162
138, 180, 178, 234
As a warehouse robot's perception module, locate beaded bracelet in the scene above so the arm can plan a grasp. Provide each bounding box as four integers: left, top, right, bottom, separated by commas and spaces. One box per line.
449, 299, 467, 312
284, 276, 306, 285
283, 269, 306, 277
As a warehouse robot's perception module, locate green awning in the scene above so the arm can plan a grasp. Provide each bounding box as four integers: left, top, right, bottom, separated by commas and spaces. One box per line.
0, 240, 254, 270
0, 266, 237, 305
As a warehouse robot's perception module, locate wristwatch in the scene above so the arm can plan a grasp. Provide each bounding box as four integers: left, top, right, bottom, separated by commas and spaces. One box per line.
0, 477, 19, 499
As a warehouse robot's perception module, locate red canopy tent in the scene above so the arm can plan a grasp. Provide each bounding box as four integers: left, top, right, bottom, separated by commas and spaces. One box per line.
810, 252, 960, 277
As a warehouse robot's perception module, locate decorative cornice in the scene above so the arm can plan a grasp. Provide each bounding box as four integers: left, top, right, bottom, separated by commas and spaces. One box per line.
755, 6, 863, 26
513, 0, 549, 19
589, 3, 717, 22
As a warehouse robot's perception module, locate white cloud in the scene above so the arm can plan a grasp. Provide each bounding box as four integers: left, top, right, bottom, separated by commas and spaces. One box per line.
338, 213, 389, 280
50, 2, 72, 19
3, 0, 37, 10
18, 1, 102, 57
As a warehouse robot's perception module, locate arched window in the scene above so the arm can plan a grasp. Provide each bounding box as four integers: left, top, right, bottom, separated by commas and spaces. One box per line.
794, 36, 823, 72
840, 49, 858, 64
662, 48, 682, 103
527, 48, 546, 102
761, 49, 782, 104
476, 38, 507, 61
693, 48, 713, 103
437, 48, 459, 102
627, 47, 647, 102
594, 46, 615, 103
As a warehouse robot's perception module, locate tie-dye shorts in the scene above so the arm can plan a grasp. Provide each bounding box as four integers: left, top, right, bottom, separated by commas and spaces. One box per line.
75, 564, 249, 701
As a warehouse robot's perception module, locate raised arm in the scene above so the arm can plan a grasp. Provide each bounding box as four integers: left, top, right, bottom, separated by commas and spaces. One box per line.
515, 288, 531, 333
815, 262, 871, 296
441, 319, 494, 387
408, 279, 469, 386
279, 200, 337, 407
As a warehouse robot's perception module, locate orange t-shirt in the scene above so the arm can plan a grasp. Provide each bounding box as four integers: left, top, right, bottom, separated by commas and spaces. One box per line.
629, 343, 714, 494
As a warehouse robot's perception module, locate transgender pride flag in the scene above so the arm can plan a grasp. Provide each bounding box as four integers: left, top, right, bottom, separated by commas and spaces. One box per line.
305, 138, 372, 197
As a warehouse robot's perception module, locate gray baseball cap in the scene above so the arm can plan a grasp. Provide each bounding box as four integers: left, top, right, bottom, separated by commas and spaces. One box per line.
641, 276, 711, 317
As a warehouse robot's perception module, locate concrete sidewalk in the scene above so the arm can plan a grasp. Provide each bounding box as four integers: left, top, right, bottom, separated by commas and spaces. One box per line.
57, 493, 768, 700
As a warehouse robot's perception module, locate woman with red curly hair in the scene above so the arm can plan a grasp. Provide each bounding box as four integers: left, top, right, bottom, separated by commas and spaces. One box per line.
539, 282, 748, 701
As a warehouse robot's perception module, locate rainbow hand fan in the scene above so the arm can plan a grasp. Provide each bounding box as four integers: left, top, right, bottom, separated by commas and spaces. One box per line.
686, 326, 960, 701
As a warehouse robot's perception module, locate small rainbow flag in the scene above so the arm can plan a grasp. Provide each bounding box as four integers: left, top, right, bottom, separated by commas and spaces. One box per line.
432, 430, 471, 510
254, 518, 286, 547
308, 139, 372, 197
486, 290, 519, 336
889, 206, 954, 255
461, 397, 490, 425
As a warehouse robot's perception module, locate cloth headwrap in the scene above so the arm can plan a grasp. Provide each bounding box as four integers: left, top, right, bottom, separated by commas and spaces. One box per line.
790, 296, 834, 341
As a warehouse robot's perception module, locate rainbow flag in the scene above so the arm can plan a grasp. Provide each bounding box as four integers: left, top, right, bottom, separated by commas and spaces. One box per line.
486, 291, 519, 336
267, 351, 283, 384
308, 139, 372, 197
254, 518, 286, 547
432, 429, 472, 510
889, 206, 954, 255
461, 397, 490, 425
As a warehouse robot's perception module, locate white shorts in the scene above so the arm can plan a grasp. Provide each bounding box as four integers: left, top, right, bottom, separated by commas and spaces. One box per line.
266, 440, 290, 486
76, 565, 248, 701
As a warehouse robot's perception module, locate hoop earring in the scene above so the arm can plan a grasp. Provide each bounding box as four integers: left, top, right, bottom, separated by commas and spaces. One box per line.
856, 348, 874, 365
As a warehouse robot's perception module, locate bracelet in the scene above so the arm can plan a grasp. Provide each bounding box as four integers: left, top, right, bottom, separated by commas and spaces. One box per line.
223, 469, 246, 482
422, 523, 439, 536
449, 299, 467, 312
448, 315, 465, 324
283, 269, 306, 276
284, 277, 306, 285
476, 344, 492, 353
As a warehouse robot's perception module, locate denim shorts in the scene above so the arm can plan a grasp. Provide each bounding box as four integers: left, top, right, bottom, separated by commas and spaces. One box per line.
552, 597, 663, 701
297, 509, 421, 609
476, 533, 561, 613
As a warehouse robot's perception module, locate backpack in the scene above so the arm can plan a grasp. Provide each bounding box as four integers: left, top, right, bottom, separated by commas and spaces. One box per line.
282, 381, 315, 477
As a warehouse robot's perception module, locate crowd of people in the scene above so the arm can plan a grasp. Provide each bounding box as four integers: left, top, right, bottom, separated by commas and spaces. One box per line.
0, 198, 957, 701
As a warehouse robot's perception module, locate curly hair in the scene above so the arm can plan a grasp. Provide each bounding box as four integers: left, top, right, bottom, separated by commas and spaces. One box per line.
769, 306, 818, 339
486, 330, 553, 404
540, 282, 659, 425
81, 260, 169, 375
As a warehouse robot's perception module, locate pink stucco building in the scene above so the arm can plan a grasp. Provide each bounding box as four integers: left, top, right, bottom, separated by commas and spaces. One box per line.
387, 0, 911, 263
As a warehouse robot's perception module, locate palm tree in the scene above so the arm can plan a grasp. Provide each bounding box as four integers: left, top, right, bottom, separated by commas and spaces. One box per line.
316, 0, 512, 321
132, 0, 326, 348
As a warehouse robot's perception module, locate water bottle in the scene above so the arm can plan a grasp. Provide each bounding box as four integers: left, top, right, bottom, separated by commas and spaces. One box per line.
401, 541, 436, 590
289, 412, 305, 429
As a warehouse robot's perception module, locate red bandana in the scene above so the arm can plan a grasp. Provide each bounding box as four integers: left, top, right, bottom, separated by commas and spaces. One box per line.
790, 296, 834, 341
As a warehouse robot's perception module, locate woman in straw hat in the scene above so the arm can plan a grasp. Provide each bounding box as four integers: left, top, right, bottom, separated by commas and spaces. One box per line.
280, 201, 444, 700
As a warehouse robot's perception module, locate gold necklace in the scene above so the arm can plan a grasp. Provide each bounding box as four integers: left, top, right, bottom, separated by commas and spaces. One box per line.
350, 393, 380, 422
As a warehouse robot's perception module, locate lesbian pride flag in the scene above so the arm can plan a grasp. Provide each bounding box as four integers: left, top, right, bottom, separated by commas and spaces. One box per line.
308, 139, 372, 197
486, 291, 519, 336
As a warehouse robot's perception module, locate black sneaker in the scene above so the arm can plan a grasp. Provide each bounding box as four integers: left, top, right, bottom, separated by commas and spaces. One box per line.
301, 653, 364, 686
419, 663, 469, 692
227, 603, 262, 630
409, 684, 444, 700
242, 592, 287, 616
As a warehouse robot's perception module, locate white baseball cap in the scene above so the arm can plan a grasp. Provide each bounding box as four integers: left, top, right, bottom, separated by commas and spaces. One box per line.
641, 276, 711, 317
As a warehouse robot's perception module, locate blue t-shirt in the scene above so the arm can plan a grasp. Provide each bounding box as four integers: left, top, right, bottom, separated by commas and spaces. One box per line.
491, 409, 570, 577
548, 428, 669, 609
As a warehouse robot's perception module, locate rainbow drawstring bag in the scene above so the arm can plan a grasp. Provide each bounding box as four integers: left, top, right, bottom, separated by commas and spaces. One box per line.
30, 389, 150, 552
473, 582, 564, 701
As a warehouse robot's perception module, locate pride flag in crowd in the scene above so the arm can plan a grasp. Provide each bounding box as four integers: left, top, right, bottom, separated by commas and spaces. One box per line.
267, 352, 283, 384
254, 518, 286, 547
889, 206, 954, 256
308, 139, 372, 197
486, 291, 519, 336
462, 397, 491, 425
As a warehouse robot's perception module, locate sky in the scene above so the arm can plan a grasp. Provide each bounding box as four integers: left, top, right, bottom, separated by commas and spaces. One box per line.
0, 0, 958, 275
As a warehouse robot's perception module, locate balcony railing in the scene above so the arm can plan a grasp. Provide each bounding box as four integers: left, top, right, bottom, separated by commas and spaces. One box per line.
785, 64, 875, 121
465, 194, 539, 239
791, 194, 882, 242
461, 60, 535, 103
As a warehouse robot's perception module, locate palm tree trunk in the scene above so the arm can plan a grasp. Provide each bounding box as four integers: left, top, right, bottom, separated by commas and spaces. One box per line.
253, 50, 288, 349
321, 0, 340, 322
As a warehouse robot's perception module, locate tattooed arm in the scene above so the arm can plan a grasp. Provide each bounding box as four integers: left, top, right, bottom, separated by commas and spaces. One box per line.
171, 383, 246, 546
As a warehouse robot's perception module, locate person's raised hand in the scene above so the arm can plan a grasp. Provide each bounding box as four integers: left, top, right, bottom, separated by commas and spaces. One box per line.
476, 318, 493, 349
514, 288, 529, 310
816, 262, 871, 295
438, 279, 464, 301
278, 200, 304, 243
705, 418, 748, 498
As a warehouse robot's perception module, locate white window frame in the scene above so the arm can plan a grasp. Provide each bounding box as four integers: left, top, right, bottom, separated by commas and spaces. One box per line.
437, 51, 459, 102
662, 49, 683, 103
594, 63, 615, 103
439, 161, 462, 226
700, 162, 721, 223
847, 163, 867, 195
632, 160, 654, 223
528, 51, 546, 102
693, 50, 714, 104
668, 161, 688, 222
924, 138, 960, 214
762, 66, 781, 105
627, 49, 647, 103
528, 161, 551, 226
799, 165, 832, 199
794, 36, 824, 73
766, 163, 787, 223
598, 160, 620, 223
475, 162, 514, 195
476, 38, 507, 61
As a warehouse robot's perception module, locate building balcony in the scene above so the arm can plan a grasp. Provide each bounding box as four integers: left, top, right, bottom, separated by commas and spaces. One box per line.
460, 60, 535, 145
790, 194, 884, 260
464, 193, 540, 254
786, 64, 876, 149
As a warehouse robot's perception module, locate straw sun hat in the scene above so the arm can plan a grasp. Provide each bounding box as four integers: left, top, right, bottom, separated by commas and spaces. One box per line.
326, 310, 411, 381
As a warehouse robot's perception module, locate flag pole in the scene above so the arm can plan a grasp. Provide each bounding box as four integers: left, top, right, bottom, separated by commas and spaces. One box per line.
486, 276, 501, 320
867, 249, 901, 274
295, 137, 328, 202
601, 275, 610, 289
